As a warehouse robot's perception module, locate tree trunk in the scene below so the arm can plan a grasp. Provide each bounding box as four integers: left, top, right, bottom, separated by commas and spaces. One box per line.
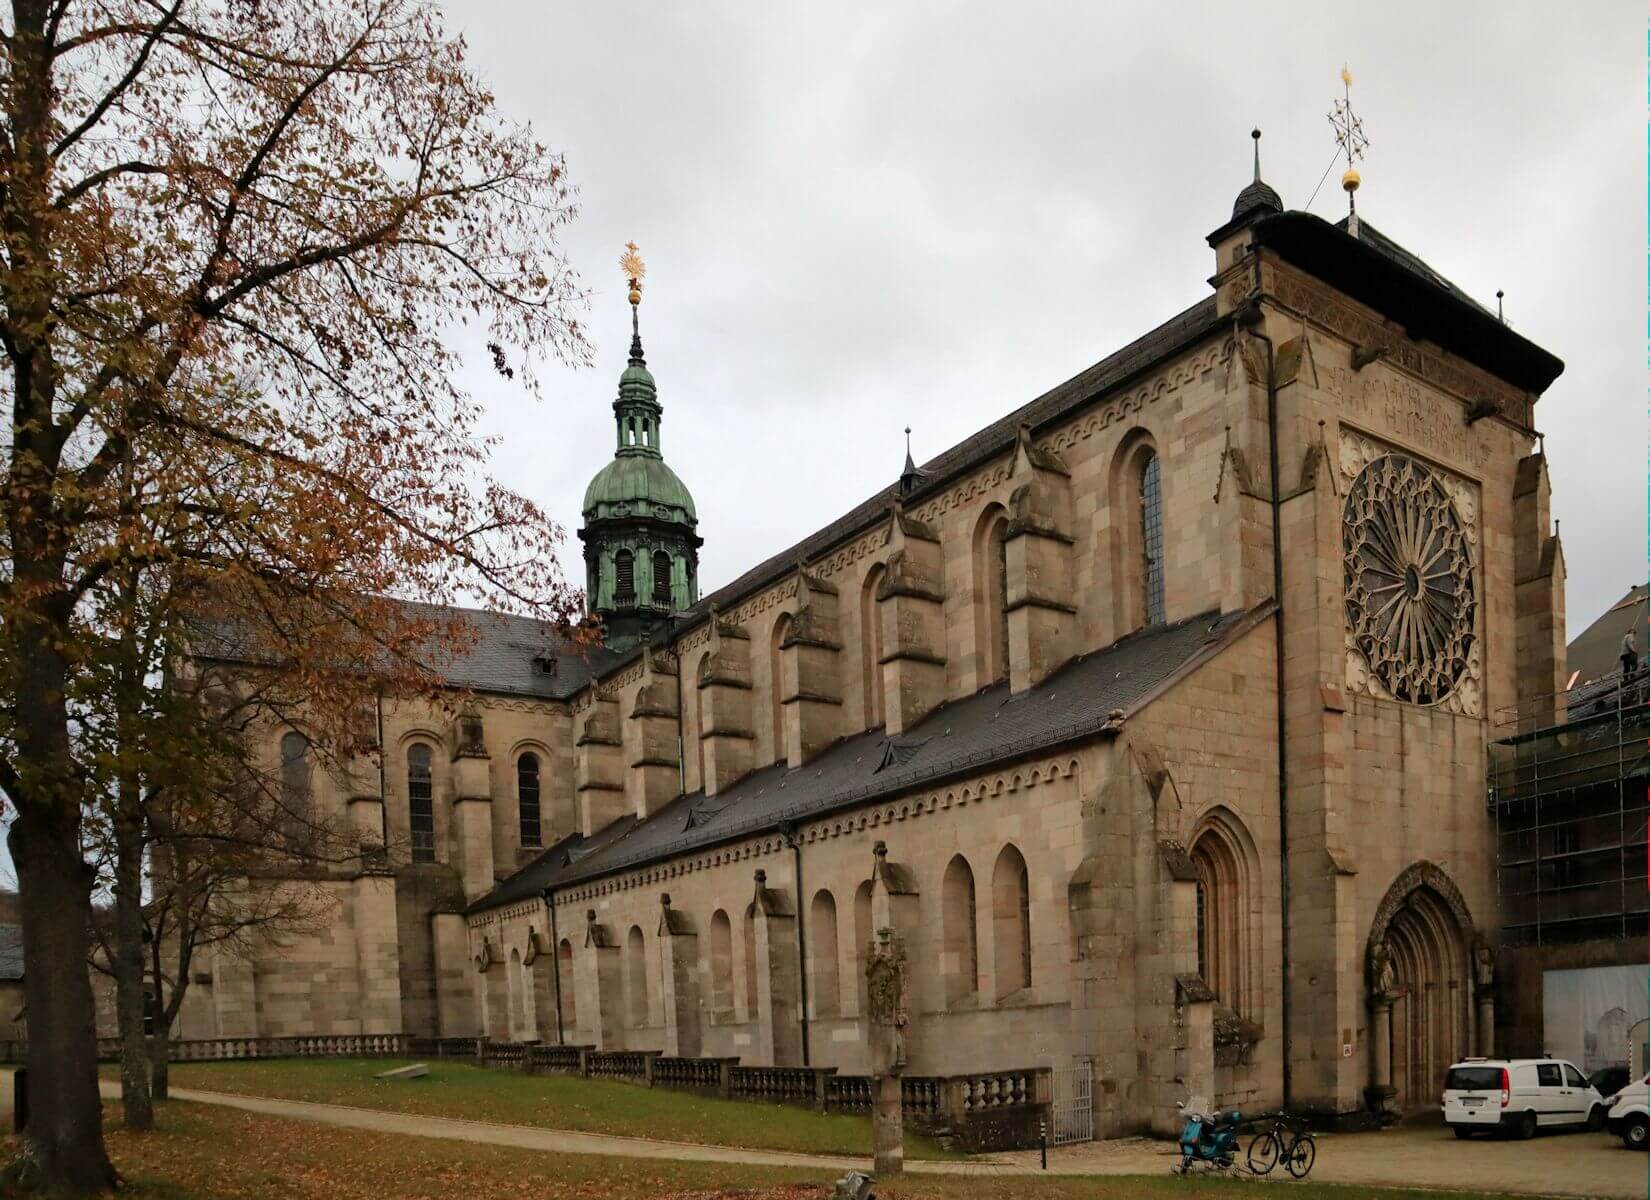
1, 3, 120, 1183
149, 1027, 170, 1102
112, 795, 153, 1129
8, 812, 120, 1189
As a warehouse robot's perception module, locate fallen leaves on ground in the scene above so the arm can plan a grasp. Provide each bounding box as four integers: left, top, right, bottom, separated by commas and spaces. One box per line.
2, 1102, 827, 1200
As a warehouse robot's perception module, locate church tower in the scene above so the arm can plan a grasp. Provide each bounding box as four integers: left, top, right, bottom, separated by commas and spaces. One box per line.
578, 244, 701, 651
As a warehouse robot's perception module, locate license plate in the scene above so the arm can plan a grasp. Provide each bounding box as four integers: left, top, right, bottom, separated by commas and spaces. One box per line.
1461, 1097, 1484, 1107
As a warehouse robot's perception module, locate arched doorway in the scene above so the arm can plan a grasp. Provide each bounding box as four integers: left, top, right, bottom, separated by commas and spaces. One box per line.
1386, 889, 1469, 1109
1367, 863, 1477, 1112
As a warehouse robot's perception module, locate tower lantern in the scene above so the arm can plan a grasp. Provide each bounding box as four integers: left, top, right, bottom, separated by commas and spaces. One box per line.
578, 243, 702, 651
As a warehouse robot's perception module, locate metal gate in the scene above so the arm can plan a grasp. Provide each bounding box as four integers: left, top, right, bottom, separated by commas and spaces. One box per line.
1050, 1057, 1094, 1145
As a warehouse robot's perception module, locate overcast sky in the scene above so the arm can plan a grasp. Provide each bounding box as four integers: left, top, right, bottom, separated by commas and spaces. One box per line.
439, 0, 1643, 637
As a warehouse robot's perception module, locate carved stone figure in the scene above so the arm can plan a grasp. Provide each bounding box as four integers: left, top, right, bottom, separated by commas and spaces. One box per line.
455, 705, 487, 757
866, 927, 909, 1074
1473, 938, 1495, 991
865, 925, 909, 1176
1368, 940, 1398, 1002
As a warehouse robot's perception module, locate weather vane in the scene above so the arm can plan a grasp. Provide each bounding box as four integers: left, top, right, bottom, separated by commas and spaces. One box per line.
1329, 66, 1368, 230
620, 241, 647, 358
620, 241, 646, 305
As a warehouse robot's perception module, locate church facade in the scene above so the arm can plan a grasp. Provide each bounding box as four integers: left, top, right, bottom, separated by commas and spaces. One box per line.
176, 165, 1568, 1135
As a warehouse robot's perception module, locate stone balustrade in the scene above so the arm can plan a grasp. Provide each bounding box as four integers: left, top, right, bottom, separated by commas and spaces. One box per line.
23, 1034, 1050, 1150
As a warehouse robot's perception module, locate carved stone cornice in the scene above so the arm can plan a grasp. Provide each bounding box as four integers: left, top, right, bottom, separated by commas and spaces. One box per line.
1261, 258, 1534, 432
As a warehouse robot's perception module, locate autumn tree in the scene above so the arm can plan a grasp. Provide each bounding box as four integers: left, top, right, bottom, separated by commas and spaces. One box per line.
79, 535, 369, 1128
0, 1, 587, 1189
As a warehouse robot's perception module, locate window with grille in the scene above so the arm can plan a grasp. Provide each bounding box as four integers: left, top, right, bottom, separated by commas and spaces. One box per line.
280, 731, 311, 853
652, 550, 672, 605
408, 743, 435, 863
1139, 450, 1165, 625
518, 752, 542, 847
614, 550, 635, 604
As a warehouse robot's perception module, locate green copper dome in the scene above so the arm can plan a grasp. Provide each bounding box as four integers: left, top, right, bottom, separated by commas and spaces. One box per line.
620, 361, 656, 392
582, 454, 697, 522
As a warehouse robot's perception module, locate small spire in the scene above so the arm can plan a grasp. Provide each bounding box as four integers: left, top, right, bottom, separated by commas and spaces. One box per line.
899, 426, 924, 496
1496, 289, 1505, 323
1251, 128, 1262, 182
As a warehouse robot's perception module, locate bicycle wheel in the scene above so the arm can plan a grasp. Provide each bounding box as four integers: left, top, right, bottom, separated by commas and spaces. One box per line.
1246, 1130, 1280, 1175
1284, 1133, 1316, 1179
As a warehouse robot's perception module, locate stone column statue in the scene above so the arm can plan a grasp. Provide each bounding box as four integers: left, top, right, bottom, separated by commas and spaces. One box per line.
1473, 938, 1496, 1058
866, 926, 909, 1176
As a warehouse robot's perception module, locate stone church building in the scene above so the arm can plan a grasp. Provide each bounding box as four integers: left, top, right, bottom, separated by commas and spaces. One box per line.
179, 160, 1569, 1135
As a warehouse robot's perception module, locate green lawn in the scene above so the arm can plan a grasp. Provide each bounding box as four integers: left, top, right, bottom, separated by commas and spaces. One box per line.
0, 1098, 1564, 1200
131, 1056, 960, 1161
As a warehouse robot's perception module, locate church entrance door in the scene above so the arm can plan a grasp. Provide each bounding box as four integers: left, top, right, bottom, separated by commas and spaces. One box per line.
1385, 888, 1470, 1111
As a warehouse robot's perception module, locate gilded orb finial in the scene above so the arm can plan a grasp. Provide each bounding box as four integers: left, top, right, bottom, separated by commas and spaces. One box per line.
620, 241, 646, 306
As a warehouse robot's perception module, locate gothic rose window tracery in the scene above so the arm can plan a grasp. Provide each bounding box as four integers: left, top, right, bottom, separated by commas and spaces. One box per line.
1343, 454, 1476, 706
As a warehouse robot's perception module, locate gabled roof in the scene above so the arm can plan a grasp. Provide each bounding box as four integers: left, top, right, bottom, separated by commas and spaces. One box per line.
468, 603, 1271, 913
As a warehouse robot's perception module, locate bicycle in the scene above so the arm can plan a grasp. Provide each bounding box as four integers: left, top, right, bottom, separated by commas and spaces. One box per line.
1245, 1113, 1316, 1179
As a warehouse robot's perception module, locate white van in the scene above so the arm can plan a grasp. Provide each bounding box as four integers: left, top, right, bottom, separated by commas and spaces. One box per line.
1442, 1058, 1606, 1139
1604, 1074, 1649, 1149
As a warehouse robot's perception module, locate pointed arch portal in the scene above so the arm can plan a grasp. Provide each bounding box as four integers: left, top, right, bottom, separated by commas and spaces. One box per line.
1368, 862, 1478, 1112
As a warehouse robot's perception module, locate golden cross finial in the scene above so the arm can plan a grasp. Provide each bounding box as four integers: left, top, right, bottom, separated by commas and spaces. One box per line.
1330, 66, 1368, 173
1329, 65, 1369, 220
619, 241, 646, 305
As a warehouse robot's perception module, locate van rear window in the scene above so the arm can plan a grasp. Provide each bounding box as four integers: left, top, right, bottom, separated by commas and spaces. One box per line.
1446, 1067, 1502, 1091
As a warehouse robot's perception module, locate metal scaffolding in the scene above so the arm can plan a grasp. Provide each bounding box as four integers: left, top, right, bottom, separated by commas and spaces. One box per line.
1488, 669, 1649, 947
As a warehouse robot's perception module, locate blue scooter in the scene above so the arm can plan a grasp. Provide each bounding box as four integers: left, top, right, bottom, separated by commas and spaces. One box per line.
1174, 1095, 1242, 1174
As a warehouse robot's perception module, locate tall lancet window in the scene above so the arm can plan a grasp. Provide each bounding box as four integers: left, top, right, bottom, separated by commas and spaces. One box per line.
407, 743, 435, 863
517, 752, 542, 847
614, 549, 635, 605
280, 731, 311, 853
1139, 449, 1165, 626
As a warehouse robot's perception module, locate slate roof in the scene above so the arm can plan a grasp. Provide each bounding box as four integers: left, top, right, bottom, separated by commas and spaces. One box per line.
1232, 178, 1284, 221
190, 600, 627, 702
469, 604, 1268, 912
1337, 216, 1495, 318
1567, 584, 1647, 688
0, 924, 23, 982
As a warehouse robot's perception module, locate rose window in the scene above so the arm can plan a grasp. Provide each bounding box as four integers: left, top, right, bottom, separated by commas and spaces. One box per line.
1343, 455, 1476, 706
